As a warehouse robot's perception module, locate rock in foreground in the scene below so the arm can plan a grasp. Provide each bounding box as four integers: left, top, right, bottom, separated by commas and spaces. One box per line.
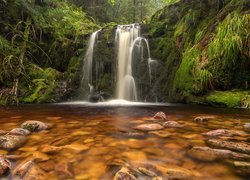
8, 128, 30, 136
153, 112, 167, 121
187, 146, 250, 162
163, 121, 183, 128
133, 124, 164, 131
0, 135, 27, 150
206, 139, 250, 154
21, 121, 48, 132
0, 156, 11, 176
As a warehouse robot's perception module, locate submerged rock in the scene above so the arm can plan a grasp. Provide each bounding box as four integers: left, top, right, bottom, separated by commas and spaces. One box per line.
21, 121, 48, 132
114, 167, 137, 180
13, 160, 46, 179
0, 156, 11, 176
8, 128, 30, 136
202, 129, 245, 137
153, 112, 167, 121
0, 135, 27, 150
40, 145, 62, 154
133, 124, 164, 131
231, 161, 250, 176
163, 121, 183, 128
206, 139, 250, 154
187, 146, 250, 162
243, 123, 250, 133
156, 165, 192, 179
55, 162, 74, 178
193, 116, 215, 123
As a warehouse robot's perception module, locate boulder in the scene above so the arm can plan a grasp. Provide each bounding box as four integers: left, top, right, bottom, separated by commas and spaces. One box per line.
231, 161, 250, 176
21, 121, 48, 132
202, 129, 245, 137
243, 123, 250, 133
0, 135, 27, 150
8, 128, 30, 136
114, 167, 137, 180
13, 160, 46, 179
206, 139, 250, 154
193, 116, 215, 123
55, 162, 74, 178
187, 146, 250, 162
133, 124, 164, 131
0, 156, 11, 176
163, 121, 183, 128
153, 112, 167, 121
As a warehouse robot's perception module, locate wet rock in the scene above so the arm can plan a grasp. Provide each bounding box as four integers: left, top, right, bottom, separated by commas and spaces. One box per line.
114, 167, 137, 180
194, 116, 214, 123
206, 139, 250, 154
5, 155, 22, 160
163, 121, 184, 128
113, 131, 146, 139
231, 161, 250, 176
149, 131, 171, 138
156, 165, 192, 179
33, 151, 50, 162
0, 156, 11, 176
0, 135, 27, 150
13, 160, 46, 179
55, 162, 74, 178
21, 121, 48, 132
40, 145, 62, 154
138, 167, 158, 177
202, 129, 245, 137
187, 146, 250, 162
8, 128, 30, 136
153, 112, 167, 121
243, 123, 250, 133
133, 123, 164, 131
38, 160, 56, 172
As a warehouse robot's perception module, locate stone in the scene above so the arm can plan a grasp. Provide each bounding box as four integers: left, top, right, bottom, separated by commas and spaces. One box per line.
153, 112, 167, 120
40, 145, 62, 154
206, 139, 250, 154
55, 162, 74, 178
193, 116, 215, 123
202, 129, 245, 137
8, 128, 30, 136
138, 167, 158, 177
114, 167, 137, 180
21, 121, 48, 132
0, 156, 11, 176
149, 131, 171, 138
243, 123, 250, 133
133, 123, 164, 131
232, 161, 250, 176
0, 135, 27, 150
163, 121, 183, 128
156, 165, 192, 179
13, 160, 46, 179
38, 160, 56, 172
187, 146, 250, 162
33, 151, 50, 162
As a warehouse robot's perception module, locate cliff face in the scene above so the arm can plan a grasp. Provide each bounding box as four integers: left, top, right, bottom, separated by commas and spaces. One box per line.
146, 0, 250, 107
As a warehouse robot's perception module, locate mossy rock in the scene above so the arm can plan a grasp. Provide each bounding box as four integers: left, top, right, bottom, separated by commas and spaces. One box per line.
205, 91, 250, 108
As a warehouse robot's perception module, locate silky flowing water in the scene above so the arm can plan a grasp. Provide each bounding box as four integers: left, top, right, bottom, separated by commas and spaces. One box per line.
0, 104, 250, 179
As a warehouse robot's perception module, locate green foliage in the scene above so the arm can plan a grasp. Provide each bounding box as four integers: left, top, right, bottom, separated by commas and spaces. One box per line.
208, 12, 250, 67
205, 91, 249, 108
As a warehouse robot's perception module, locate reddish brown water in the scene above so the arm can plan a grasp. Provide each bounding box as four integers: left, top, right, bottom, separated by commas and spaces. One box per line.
0, 104, 250, 179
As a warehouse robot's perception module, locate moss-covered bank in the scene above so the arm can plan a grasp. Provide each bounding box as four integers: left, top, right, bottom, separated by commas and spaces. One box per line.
145, 0, 250, 108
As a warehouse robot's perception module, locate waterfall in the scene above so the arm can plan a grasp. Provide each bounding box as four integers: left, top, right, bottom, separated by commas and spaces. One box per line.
81, 30, 100, 98
115, 24, 153, 101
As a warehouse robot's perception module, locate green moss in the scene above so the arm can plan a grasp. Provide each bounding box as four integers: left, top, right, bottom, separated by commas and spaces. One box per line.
205, 91, 249, 108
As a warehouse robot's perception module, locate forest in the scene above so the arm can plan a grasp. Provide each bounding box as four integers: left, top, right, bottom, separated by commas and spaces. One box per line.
0, 0, 250, 179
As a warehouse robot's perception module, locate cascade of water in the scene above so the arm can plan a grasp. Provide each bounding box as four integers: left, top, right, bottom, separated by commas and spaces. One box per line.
81, 30, 100, 98
115, 24, 140, 101
115, 24, 154, 101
